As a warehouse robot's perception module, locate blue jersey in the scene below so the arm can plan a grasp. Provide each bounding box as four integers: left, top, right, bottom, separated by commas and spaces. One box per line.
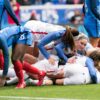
0, 0, 20, 29
37, 30, 69, 60
0, 26, 33, 76
84, 0, 100, 37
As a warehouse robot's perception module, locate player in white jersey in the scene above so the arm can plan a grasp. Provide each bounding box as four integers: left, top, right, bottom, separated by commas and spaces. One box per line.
1, 49, 100, 86
24, 20, 65, 43
0, 55, 59, 86
47, 50, 100, 85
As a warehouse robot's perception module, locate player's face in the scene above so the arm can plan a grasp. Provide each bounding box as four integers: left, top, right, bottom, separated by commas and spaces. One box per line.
79, 39, 87, 50
76, 39, 87, 51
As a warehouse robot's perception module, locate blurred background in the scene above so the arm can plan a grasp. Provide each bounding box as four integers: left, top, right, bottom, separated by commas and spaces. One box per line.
2, 0, 84, 28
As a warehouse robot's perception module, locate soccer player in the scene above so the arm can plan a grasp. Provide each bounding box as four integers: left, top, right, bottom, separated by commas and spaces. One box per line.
24, 20, 79, 65
47, 50, 100, 85
1, 50, 99, 86
0, 0, 20, 29
0, 26, 45, 88
25, 20, 80, 65
84, 0, 100, 47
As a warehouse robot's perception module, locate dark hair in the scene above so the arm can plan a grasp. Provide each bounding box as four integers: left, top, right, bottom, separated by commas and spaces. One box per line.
61, 26, 79, 50
89, 50, 100, 61
89, 50, 100, 71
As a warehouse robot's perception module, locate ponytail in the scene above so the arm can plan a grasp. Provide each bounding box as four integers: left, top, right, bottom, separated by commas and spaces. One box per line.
61, 26, 79, 50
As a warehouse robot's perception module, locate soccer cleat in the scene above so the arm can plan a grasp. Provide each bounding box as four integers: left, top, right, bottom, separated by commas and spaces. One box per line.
37, 71, 46, 86
16, 81, 26, 89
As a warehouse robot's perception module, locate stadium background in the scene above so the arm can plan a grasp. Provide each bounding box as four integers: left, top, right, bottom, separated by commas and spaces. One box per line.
1, 1, 100, 100
1, 0, 83, 29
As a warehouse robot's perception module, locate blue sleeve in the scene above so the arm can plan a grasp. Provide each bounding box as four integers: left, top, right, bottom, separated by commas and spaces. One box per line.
85, 57, 97, 83
4, 0, 20, 25
38, 30, 65, 59
90, 0, 100, 20
55, 42, 68, 63
0, 37, 9, 77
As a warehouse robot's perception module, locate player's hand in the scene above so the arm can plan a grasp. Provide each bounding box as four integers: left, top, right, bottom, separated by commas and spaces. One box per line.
67, 56, 76, 64
48, 56, 55, 65
0, 76, 6, 86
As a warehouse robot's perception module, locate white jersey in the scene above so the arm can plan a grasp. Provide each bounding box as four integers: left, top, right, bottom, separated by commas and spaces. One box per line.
96, 69, 100, 84
32, 55, 59, 74
24, 20, 65, 42
75, 55, 87, 67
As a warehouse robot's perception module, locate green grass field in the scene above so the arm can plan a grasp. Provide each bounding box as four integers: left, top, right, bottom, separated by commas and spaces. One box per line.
0, 84, 100, 100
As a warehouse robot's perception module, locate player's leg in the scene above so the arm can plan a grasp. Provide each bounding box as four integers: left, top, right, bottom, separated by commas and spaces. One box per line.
11, 44, 27, 88
6, 72, 29, 86
23, 61, 46, 86
25, 76, 53, 86
23, 53, 38, 64
56, 74, 85, 85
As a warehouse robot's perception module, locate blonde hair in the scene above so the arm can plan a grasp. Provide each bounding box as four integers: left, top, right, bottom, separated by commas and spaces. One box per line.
74, 33, 88, 41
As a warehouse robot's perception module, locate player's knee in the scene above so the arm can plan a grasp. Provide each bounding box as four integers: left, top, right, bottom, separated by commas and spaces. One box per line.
43, 80, 53, 85
55, 79, 63, 85
11, 55, 22, 62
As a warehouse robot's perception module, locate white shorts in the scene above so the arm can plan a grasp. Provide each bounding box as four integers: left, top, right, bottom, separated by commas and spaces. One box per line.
63, 63, 92, 85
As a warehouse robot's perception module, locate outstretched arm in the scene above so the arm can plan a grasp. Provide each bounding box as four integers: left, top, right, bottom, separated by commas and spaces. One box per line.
55, 42, 68, 63
4, 0, 20, 25
0, 37, 9, 77
0, 37, 9, 86
38, 30, 65, 59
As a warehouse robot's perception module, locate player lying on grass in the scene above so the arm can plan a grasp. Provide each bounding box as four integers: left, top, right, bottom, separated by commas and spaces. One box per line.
0, 55, 58, 86
0, 49, 100, 86
47, 49, 100, 85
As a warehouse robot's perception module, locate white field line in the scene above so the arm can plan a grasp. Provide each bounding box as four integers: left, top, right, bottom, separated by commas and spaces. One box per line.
0, 96, 88, 100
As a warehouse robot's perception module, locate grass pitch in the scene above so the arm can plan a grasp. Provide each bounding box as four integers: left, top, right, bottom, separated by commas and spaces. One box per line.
0, 84, 100, 100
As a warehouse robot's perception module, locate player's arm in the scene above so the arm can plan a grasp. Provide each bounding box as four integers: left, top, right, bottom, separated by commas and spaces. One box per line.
38, 30, 65, 59
55, 42, 68, 64
90, 0, 100, 20
0, 37, 9, 77
4, 0, 20, 25
85, 57, 97, 83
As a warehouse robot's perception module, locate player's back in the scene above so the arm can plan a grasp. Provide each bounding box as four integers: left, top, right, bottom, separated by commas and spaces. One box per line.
0, 26, 20, 39
24, 20, 65, 42
24, 20, 65, 33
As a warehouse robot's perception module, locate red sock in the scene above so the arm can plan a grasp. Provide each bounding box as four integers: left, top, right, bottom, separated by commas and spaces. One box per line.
23, 61, 41, 75
13, 60, 24, 83
0, 53, 4, 69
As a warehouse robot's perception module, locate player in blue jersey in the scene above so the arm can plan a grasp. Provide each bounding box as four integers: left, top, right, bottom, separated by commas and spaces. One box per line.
0, 0, 20, 29
84, 0, 100, 47
37, 25, 79, 65
0, 26, 46, 88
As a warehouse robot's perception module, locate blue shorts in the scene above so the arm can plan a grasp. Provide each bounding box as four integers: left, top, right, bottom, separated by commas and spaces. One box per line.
84, 17, 100, 38
8, 32, 33, 47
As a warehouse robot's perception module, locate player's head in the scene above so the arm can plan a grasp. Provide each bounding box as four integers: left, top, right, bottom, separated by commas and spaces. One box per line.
89, 49, 100, 71
74, 33, 88, 51
61, 26, 79, 51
